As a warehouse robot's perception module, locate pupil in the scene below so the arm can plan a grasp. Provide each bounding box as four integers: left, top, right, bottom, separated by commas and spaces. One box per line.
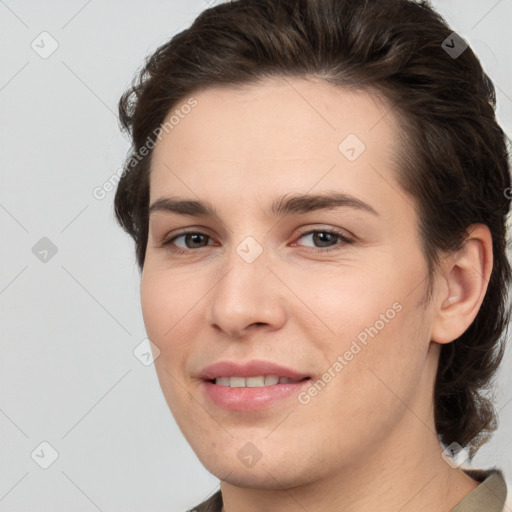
188, 234, 206, 248
314, 232, 335, 247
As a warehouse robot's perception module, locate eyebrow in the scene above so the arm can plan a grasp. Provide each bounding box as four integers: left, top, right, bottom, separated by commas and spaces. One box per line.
148, 191, 379, 219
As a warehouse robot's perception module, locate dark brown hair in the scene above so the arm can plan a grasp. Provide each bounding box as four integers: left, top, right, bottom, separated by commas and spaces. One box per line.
114, 0, 511, 459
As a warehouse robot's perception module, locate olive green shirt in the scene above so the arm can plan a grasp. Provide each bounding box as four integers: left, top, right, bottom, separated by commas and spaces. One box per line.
451, 469, 507, 512
189, 468, 507, 512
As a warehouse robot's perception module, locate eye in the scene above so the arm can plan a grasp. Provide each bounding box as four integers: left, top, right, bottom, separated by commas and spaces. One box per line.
292, 228, 354, 253
161, 227, 354, 255
162, 231, 215, 253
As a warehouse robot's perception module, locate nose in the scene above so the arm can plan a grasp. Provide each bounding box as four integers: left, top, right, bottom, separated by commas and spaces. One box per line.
207, 243, 287, 339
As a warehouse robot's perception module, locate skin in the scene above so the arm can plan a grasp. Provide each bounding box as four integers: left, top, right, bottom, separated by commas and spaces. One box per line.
141, 77, 492, 512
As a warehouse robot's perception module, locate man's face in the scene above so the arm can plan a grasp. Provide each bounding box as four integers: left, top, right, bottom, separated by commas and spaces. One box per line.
142, 77, 439, 488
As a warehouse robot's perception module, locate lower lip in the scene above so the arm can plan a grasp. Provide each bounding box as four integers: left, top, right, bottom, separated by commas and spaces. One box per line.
202, 379, 311, 411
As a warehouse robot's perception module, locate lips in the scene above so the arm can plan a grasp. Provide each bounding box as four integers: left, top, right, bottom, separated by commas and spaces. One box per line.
198, 359, 310, 381
198, 360, 311, 411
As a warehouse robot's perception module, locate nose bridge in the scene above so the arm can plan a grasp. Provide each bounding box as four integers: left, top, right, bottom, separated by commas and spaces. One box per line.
207, 233, 286, 337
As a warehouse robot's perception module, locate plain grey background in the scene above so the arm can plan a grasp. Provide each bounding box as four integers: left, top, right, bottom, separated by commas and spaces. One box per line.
1, 1, 511, 511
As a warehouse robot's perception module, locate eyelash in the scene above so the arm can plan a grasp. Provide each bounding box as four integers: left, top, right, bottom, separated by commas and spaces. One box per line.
161, 227, 354, 255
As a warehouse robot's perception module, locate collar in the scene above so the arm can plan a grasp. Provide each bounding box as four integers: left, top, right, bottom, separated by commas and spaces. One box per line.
449, 468, 507, 512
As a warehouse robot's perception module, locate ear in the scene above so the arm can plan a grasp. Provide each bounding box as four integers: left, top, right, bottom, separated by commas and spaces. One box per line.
430, 224, 493, 344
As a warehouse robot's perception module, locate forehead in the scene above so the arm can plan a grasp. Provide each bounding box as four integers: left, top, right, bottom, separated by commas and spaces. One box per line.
149, 77, 409, 215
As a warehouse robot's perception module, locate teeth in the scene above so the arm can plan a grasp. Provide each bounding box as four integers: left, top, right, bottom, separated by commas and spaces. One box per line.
213, 375, 302, 387
247, 376, 265, 387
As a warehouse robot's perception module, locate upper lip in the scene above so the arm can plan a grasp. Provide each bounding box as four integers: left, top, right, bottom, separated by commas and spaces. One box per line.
198, 359, 310, 381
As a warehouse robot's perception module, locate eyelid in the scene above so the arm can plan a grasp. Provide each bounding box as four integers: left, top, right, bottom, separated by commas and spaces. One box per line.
293, 225, 355, 242
161, 227, 216, 247
160, 224, 355, 254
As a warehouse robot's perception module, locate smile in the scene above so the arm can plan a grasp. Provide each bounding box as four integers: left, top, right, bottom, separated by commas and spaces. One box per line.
213, 376, 308, 387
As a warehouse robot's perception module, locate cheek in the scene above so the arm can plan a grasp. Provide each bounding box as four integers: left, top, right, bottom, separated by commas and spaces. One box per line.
287, 258, 405, 341
295, 251, 431, 383
140, 268, 197, 353
140, 268, 201, 416
140, 270, 168, 342
326, 289, 431, 426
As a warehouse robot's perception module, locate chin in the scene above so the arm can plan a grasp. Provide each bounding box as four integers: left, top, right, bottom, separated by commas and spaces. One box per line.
214, 463, 306, 490
194, 444, 319, 490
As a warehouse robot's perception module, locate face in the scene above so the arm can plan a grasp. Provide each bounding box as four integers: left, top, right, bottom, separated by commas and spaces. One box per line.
142, 77, 440, 489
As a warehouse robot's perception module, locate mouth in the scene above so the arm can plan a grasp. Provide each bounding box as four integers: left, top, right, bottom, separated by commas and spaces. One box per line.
208, 376, 311, 387
201, 375, 312, 411
198, 359, 312, 410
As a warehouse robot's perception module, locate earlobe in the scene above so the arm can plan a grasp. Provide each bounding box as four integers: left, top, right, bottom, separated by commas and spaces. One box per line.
430, 224, 493, 344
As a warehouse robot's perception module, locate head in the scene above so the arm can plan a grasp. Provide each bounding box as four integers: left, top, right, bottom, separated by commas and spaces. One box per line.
114, 0, 511, 484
